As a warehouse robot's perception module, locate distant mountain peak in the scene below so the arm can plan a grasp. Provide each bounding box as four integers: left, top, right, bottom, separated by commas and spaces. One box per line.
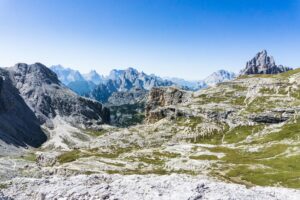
50, 65, 84, 85
204, 70, 236, 86
240, 50, 291, 75
83, 69, 103, 85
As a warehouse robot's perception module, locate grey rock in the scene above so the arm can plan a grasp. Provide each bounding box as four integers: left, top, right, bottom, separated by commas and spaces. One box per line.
240, 50, 292, 75
8, 63, 110, 128
0, 68, 47, 152
36, 152, 58, 167
250, 112, 289, 124
145, 87, 192, 122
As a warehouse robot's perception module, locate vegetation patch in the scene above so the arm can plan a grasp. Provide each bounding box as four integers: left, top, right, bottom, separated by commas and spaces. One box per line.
231, 84, 247, 91
197, 94, 227, 104
153, 151, 181, 158
85, 129, 108, 137
189, 154, 218, 160
205, 144, 300, 188
226, 165, 300, 188
21, 153, 37, 162
191, 132, 224, 145
230, 96, 246, 105
252, 119, 300, 144
176, 116, 203, 130
0, 183, 8, 189
57, 150, 83, 163
224, 125, 263, 144
246, 96, 272, 113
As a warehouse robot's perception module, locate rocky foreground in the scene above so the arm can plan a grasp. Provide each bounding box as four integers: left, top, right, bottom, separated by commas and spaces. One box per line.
1, 174, 299, 200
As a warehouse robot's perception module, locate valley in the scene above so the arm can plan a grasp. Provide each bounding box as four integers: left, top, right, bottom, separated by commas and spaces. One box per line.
0, 51, 299, 199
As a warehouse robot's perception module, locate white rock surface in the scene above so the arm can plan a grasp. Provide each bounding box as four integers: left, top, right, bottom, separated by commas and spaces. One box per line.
1, 174, 299, 200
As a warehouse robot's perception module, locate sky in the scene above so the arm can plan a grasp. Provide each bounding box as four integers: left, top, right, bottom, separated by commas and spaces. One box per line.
0, 0, 300, 80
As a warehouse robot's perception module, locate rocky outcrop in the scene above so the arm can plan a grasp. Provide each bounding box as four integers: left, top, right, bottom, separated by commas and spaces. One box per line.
251, 113, 289, 124
145, 87, 192, 122
250, 108, 296, 124
240, 50, 292, 75
36, 152, 59, 167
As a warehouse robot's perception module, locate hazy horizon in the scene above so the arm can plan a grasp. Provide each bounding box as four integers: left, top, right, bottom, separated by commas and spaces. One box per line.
0, 0, 299, 79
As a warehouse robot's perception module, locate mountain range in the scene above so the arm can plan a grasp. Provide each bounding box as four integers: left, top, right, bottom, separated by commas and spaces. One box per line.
1, 50, 299, 199
51, 66, 236, 104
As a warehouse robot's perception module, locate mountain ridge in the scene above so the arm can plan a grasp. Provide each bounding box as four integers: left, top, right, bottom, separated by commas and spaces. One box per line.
0, 63, 110, 154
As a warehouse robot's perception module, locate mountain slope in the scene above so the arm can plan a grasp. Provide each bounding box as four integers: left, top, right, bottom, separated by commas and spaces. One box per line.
0, 63, 110, 152
9, 63, 110, 128
0, 68, 47, 155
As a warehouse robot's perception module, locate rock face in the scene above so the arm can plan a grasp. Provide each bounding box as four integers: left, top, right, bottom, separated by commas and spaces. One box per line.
8, 63, 110, 128
145, 87, 192, 122
0, 68, 47, 151
240, 50, 292, 75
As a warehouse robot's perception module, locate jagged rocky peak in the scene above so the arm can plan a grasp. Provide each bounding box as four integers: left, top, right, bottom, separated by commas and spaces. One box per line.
83, 70, 103, 85
12, 62, 60, 85
107, 67, 173, 91
50, 64, 84, 85
240, 50, 292, 75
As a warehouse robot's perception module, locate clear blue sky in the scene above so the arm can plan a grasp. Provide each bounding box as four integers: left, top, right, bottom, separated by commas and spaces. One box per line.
0, 0, 299, 80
